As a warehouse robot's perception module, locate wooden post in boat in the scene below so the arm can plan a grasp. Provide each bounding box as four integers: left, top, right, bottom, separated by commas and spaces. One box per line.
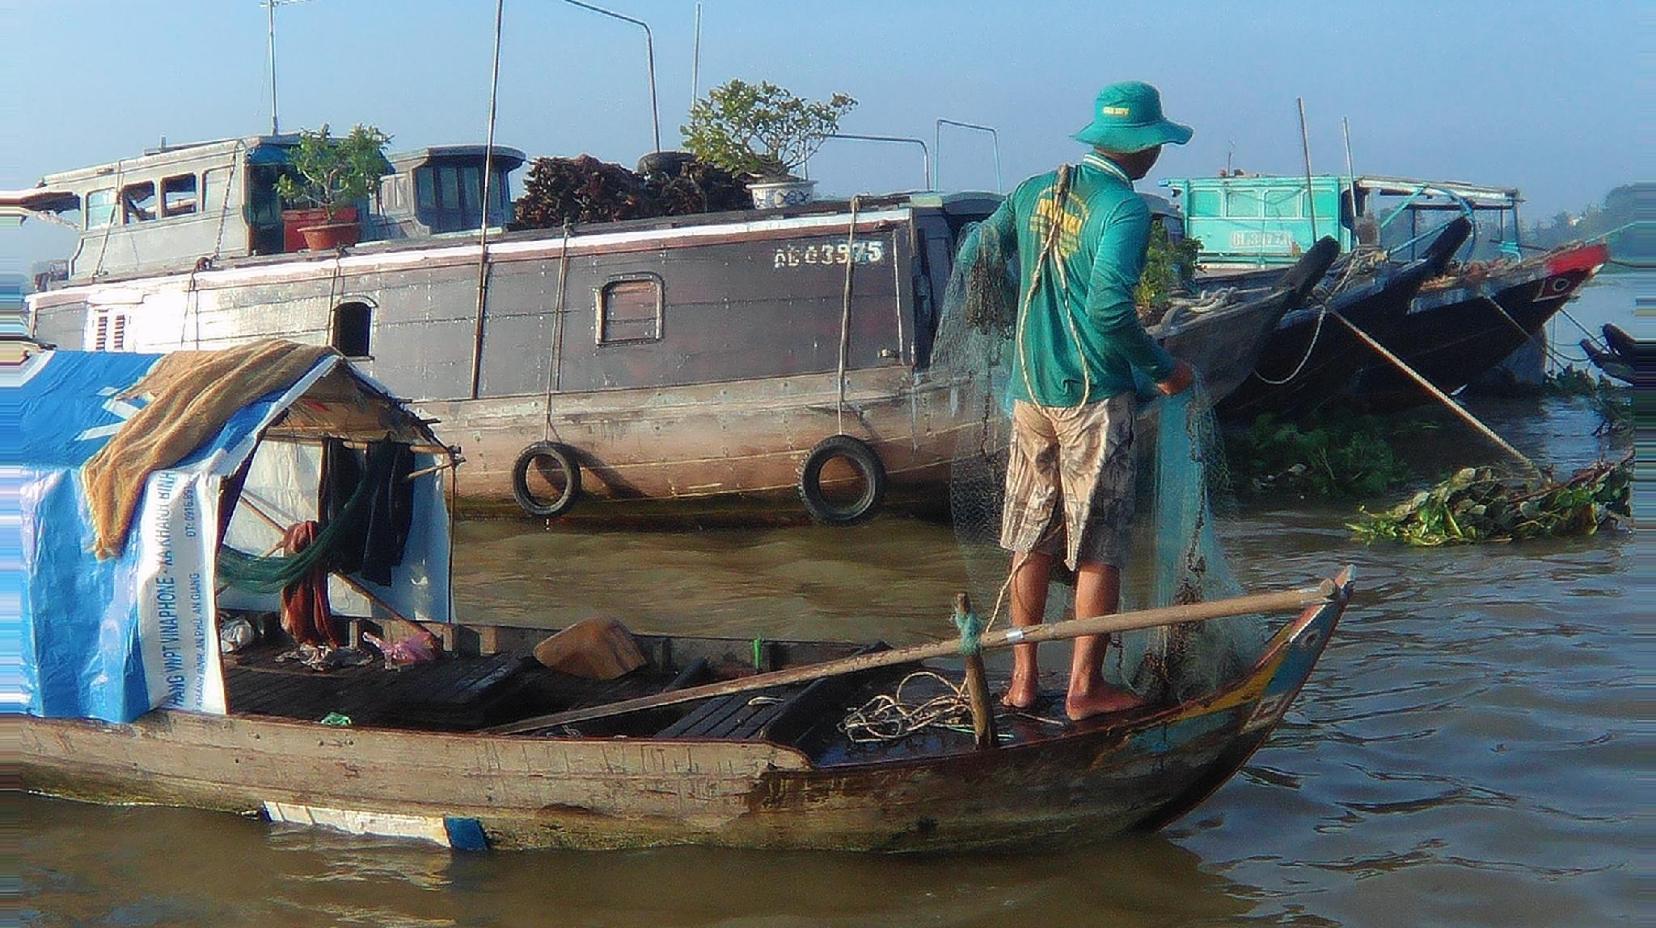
487, 579, 1340, 735
955, 592, 997, 750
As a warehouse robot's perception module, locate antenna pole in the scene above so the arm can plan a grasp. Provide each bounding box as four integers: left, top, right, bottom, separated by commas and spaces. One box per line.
690, 1, 702, 106
1298, 97, 1317, 240
266, 1, 279, 134
562, 0, 662, 153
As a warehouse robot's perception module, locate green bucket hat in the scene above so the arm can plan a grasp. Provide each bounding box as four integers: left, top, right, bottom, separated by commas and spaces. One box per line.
1072, 81, 1193, 152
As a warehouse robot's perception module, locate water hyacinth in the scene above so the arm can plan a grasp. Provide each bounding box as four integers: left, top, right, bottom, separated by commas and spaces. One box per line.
1349, 456, 1632, 546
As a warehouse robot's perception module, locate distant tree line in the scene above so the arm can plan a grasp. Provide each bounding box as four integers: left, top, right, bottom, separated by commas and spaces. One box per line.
1525, 183, 1650, 260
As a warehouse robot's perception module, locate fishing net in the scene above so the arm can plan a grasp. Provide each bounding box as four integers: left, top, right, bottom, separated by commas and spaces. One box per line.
932, 221, 1267, 706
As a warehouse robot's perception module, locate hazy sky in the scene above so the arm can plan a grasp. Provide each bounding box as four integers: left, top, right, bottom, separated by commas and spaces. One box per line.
3, 0, 1647, 270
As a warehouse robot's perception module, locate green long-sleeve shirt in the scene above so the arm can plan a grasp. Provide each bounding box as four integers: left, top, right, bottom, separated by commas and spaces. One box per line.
981, 151, 1176, 407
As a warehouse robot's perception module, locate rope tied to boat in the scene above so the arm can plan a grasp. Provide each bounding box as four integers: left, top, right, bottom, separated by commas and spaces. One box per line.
953, 607, 984, 657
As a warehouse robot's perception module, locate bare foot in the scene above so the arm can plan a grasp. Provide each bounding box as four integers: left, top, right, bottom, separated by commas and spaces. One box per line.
1064, 685, 1142, 722
1001, 672, 1040, 711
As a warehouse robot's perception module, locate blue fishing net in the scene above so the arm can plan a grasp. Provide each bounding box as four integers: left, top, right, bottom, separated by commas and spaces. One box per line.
932, 221, 1266, 704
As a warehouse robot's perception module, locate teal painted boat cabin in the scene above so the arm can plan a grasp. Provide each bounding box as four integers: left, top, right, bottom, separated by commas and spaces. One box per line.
1160, 174, 1523, 271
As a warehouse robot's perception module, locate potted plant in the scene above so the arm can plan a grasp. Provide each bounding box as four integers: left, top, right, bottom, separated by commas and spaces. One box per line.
274, 123, 392, 251
682, 80, 856, 209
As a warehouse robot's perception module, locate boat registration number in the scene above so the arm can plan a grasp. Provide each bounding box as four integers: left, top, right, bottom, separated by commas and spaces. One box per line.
774, 240, 886, 269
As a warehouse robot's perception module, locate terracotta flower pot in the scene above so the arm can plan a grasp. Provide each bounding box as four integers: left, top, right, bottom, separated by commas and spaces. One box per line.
298, 221, 362, 251
283, 206, 358, 252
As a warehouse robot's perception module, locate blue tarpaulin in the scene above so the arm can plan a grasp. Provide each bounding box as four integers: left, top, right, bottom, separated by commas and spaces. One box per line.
2, 348, 451, 724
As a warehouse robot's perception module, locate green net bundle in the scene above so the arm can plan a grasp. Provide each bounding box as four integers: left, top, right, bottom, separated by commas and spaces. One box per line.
933, 222, 1266, 705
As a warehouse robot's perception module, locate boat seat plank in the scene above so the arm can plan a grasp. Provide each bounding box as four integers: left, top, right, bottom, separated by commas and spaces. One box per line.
656, 691, 749, 739
659, 686, 799, 740
225, 650, 533, 729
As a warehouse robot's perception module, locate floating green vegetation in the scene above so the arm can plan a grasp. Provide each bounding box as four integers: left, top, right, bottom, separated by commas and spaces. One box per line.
1350, 457, 1632, 546
1591, 384, 1631, 435
1226, 414, 1418, 499
1542, 366, 1602, 396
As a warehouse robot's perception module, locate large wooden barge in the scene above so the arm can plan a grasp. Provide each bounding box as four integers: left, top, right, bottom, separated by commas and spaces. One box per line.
18, 137, 1312, 523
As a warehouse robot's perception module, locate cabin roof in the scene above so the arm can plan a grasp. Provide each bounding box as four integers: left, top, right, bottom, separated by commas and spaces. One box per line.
1163, 173, 1522, 207
387, 145, 527, 171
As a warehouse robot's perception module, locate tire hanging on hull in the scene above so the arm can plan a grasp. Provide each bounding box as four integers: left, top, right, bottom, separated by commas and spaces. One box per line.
512, 442, 582, 518
797, 434, 887, 525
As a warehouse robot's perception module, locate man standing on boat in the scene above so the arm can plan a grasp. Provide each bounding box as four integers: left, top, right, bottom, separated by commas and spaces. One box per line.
982, 80, 1195, 721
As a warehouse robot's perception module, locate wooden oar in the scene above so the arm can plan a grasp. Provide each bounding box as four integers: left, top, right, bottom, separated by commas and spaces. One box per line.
1328, 309, 1539, 474
484, 578, 1340, 736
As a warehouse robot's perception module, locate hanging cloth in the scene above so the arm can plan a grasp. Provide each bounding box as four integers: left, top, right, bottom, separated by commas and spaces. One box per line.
278, 521, 343, 648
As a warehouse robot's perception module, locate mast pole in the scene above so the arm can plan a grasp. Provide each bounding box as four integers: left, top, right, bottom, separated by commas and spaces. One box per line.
1298, 97, 1317, 240
267, 1, 279, 134
1342, 116, 1358, 248
468, 0, 506, 400
691, 1, 702, 106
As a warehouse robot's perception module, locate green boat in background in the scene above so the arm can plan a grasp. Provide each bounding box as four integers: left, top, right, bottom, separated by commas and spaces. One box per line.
1160, 173, 1609, 413
1160, 173, 1525, 272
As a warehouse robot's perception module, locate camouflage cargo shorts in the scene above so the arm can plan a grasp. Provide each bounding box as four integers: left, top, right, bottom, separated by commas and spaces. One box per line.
999, 391, 1136, 570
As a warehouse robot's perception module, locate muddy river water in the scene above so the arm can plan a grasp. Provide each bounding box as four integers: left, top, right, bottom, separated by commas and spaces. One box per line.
20, 277, 1642, 927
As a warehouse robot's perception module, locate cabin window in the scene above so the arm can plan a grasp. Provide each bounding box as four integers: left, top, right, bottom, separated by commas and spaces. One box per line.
85, 189, 116, 229
461, 167, 482, 216
121, 181, 157, 223
332, 302, 373, 358
1263, 188, 1301, 219
1224, 189, 1262, 218
415, 167, 436, 209
596, 275, 663, 344
162, 174, 198, 217
438, 166, 461, 213
201, 166, 233, 214
1189, 188, 1221, 217
409, 162, 512, 232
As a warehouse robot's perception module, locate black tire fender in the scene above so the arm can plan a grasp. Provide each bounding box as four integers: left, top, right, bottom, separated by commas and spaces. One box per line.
511, 441, 582, 518
797, 434, 887, 525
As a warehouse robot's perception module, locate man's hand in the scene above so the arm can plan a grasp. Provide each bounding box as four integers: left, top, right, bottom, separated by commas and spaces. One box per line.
1157, 359, 1195, 396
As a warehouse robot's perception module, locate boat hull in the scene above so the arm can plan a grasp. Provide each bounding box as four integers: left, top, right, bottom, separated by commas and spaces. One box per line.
17, 588, 1346, 852
1217, 220, 1470, 420
1345, 243, 1608, 411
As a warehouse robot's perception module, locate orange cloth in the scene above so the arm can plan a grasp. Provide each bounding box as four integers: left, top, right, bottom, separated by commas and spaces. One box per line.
82, 339, 335, 558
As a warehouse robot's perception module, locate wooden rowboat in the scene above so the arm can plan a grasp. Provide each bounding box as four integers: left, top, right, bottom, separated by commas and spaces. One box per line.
19, 571, 1351, 852
17, 344, 1353, 852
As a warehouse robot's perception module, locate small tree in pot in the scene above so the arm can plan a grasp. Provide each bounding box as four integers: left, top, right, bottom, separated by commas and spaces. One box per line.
682, 80, 856, 208
275, 123, 392, 250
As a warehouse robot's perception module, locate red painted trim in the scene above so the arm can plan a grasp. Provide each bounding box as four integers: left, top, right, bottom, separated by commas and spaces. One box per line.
1545, 242, 1609, 277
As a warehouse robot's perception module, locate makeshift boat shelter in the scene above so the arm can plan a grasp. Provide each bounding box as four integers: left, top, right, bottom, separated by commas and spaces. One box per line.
7, 341, 454, 723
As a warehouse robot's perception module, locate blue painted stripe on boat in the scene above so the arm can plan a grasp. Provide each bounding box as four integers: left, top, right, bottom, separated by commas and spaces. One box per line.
444, 816, 488, 852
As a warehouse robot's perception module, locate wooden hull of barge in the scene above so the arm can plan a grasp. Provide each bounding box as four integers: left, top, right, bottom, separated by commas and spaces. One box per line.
17, 592, 1346, 852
